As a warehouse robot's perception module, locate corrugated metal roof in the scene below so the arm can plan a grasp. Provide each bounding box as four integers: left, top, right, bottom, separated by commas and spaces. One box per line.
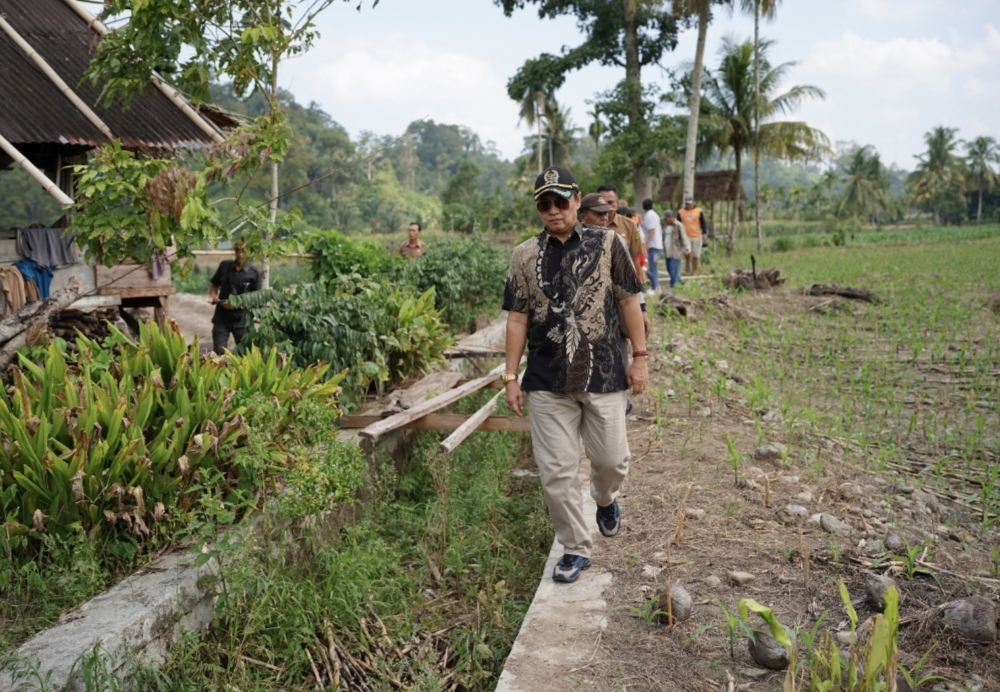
0, 0, 220, 151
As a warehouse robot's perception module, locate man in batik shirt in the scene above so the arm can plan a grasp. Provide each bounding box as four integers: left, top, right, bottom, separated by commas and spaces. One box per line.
501, 166, 648, 584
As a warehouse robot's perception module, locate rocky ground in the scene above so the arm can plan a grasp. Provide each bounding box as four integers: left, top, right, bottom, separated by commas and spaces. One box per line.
565, 289, 999, 692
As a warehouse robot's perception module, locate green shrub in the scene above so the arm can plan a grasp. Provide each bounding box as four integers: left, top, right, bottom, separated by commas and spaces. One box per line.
802, 235, 821, 248
235, 274, 453, 405
0, 323, 341, 568
771, 237, 796, 253
308, 230, 395, 282
397, 236, 508, 332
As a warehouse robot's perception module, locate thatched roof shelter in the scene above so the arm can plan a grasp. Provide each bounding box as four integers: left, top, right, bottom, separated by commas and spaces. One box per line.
655, 170, 746, 207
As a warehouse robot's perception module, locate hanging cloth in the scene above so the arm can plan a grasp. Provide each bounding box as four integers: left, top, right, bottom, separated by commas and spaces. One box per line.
16, 228, 78, 269
14, 260, 53, 300
0, 266, 27, 311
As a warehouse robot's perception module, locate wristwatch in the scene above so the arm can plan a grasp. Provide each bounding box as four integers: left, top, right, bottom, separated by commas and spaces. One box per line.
500, 373, 518, 384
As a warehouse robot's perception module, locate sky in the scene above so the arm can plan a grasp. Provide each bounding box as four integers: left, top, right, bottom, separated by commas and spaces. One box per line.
272, 0, 1000, 170
92, 0, 1000, 170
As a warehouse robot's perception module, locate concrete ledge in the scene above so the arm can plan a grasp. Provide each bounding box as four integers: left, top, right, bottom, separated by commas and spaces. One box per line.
496, 466, 613, 692
1, 551, 216, 692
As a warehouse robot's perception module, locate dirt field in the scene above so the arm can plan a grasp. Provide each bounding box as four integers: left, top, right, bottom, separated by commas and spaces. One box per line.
570, 241, 1000, 692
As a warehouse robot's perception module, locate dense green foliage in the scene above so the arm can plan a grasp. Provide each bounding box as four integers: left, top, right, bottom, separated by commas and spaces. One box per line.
0, 323, 356, 648
233, 275, 453, 406
307, 232, 509, 333
123, 395, 550, 691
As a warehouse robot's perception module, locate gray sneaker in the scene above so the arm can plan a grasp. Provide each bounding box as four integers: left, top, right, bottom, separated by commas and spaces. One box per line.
553, 554, 591, 583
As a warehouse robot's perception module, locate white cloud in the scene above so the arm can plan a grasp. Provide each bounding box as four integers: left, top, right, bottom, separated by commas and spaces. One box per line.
282, 32, 524, 158
797, 25, 1000, 165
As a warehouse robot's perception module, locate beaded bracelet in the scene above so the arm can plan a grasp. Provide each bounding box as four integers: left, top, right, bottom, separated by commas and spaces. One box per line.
632, 350, 649, 357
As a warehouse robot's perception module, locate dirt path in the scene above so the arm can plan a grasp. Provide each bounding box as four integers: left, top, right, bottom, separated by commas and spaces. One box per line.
500, 290, 999, 692
166, 292, 214, 344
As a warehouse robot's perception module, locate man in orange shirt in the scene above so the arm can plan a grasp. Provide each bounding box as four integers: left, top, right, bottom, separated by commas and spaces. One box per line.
678, 197, 707, 275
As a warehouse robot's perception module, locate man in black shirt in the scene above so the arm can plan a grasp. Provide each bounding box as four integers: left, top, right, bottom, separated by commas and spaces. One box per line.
208, 241, 260, 354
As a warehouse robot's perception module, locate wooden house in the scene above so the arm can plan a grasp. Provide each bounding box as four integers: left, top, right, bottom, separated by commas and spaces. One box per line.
0, 0, 232, 324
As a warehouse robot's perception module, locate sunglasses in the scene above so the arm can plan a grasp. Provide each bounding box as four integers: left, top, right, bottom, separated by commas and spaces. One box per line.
536, 197, 571, 212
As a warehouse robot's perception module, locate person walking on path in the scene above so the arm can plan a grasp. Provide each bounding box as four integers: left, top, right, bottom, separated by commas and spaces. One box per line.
678, 197, 707, 275
209, 241, 260, 354
399, 222, 426, 258
662, 209, 691, 289
503, 166, 648, 584
641, 198, 663, 293
597, 185, 645, 285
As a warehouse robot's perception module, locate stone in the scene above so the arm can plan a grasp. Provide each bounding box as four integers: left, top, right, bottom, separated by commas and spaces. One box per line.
740, 668, 772, 679
665, 389, 675, 397
779, 475, 799, 485
755, 446, 781, 462
777, 505, 809, 524
864, 539, 885, 555
834, 631, 855, 646
885, 532, 905, 553
820, 514, 853, 538
737, 477, 758, 490
728, 571, 756, 586
684, 508, 706, 521
795, 491, 814, 503
704, 575, 722, 588
641, 564, 663, 580
698, 406, 712, 418
762, 409, 784, 424
748, 466, 765, 476
715, 359, 729, 371
777, 574, 794, 585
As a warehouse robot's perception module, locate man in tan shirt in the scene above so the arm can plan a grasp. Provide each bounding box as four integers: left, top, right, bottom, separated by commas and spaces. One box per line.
399, 222, 426, 258
596, 185, 644, 283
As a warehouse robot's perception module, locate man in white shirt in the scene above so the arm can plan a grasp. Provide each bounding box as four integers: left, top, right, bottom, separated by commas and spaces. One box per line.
641, 199, 663, 293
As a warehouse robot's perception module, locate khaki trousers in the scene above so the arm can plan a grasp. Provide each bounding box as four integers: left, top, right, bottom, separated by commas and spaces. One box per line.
525, 390, 630, 559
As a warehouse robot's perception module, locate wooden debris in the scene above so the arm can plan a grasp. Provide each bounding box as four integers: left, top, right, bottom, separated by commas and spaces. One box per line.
311, 613, 467, 691
941, 597, 998, 643
722, 267, 784, 291
804, 283, 880, 304
0, 278, 82, 373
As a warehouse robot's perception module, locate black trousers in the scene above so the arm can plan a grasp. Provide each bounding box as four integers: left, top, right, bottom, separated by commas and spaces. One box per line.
212, 321, 246, 354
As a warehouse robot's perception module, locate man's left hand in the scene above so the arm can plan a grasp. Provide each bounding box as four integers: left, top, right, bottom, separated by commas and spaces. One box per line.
628, 357, 649, 395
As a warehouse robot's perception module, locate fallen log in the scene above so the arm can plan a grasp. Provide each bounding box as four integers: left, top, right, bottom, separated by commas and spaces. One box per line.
0, 279, 83, 372
805, 283, 880, 304
723, 266, 784, 291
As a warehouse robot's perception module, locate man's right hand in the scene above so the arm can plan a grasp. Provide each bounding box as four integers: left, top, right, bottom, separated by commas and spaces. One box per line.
505, 382, 524, 417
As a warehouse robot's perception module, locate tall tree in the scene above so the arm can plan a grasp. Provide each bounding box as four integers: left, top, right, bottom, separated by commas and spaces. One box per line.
515, 81, 549, 173
676, 0, 713, 204
84, 0, 377, 286
839, 145, 892, 223
496, 0, 679, 199
701, 37, 828, 253
965, 136, 1000, 224
907, 126, 964, 225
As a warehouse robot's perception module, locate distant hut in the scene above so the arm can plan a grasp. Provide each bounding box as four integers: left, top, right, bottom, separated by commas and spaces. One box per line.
0, 0, 235, 326
654, 170, 746, 239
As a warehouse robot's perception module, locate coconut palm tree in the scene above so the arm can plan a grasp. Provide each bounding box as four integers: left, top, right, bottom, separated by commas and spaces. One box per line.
965, 136, 1000, 224
839, 145, 892, 224
528, 98, 581, 169
677, 0, 713, 204
515, 82, 549, 173
907, 126, 964, 225
701, 36, 828, 253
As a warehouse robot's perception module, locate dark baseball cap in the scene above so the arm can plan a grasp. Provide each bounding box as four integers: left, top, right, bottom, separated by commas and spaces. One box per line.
533, 166, 579, 200
580, 193, 612, 213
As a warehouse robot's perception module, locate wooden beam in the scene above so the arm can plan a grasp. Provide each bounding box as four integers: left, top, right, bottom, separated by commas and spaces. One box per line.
0, 133, 74, 207
98, 286, 176, 298
358, 362, 507, 440
440, 392, 501, 453
340, 414, 530, 434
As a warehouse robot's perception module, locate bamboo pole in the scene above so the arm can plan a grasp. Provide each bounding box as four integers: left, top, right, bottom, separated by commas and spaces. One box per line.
359, 362, 508, 441
0, 14, 114, 141
439, 368, 523, 453
60, 0, 226, 145
0, 133, 74, 206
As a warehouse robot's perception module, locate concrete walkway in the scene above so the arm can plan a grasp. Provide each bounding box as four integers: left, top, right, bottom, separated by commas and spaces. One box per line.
496, 462, 613, 692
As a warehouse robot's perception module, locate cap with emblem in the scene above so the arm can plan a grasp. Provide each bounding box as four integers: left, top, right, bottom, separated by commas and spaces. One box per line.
683, 196, 694, 204
533, 166, 580, 200
579, 193, 612, 213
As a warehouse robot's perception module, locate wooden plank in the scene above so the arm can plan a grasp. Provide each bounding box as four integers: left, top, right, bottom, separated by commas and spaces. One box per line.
96, 262, 173, 291
440, 392, 501, 453
98, 286, 176, 298
340, 414, 530, 433
358, 362, 508, 440
68, 294, 122, 309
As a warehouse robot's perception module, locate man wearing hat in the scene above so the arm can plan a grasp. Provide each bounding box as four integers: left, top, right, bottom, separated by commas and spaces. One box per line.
678, 197, 707, 275
502, 166, 648, 584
